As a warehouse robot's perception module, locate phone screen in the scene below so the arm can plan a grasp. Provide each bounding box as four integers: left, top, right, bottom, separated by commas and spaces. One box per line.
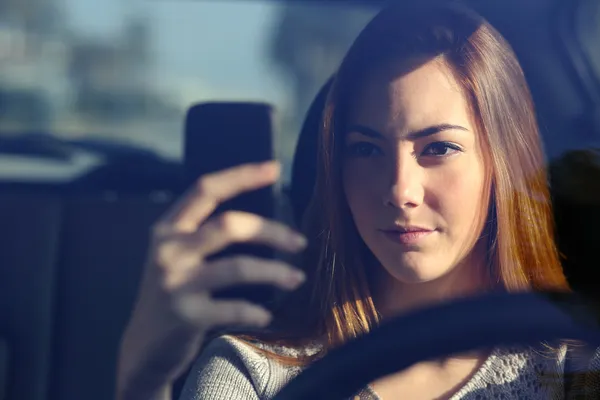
184, 102, 292, 312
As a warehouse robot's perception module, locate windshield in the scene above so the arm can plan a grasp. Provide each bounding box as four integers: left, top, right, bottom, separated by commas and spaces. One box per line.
0, 0, 377, 181
2, 2, 600, 400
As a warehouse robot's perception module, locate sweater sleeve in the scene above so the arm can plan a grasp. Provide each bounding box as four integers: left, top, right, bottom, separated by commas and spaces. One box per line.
178, 336, 262, 400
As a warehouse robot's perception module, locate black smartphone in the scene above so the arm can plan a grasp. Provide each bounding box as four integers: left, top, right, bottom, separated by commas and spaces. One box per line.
184, 102, 297, 312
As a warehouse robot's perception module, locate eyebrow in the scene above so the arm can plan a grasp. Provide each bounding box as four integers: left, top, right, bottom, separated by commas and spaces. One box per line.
347, 123, 469, 140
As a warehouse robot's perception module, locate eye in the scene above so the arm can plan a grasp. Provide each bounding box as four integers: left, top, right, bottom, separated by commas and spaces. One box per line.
345, 142, 383, 158
421, 141, 462, 157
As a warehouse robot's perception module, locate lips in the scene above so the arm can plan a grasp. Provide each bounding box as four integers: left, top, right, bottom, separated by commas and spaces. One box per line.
379, 226, 434, 245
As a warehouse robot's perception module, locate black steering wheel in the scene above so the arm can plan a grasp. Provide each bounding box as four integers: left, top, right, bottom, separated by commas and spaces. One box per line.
273, 291, 600, 400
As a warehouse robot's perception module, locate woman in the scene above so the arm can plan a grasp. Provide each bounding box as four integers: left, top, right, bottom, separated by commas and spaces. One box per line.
117, 1, 600, 399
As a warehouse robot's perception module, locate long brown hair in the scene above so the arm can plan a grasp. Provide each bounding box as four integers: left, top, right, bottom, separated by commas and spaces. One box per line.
235, 0, 570, 366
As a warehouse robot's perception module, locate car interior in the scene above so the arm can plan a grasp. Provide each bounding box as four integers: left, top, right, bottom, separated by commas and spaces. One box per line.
0, 0, 598, 399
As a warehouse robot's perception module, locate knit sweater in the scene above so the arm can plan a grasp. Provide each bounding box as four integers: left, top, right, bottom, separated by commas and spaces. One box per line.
179, 335, 600, 400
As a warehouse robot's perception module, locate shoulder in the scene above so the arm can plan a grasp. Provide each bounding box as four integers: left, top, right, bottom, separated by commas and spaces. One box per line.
497, 342, 600, 399
455, 343, 568, 398
564, 344, 600, 399
178, 335, 309, 400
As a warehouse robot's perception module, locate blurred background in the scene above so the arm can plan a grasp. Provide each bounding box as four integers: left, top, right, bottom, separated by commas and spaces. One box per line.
0, 0, 378, 180
1, 1, 598, 400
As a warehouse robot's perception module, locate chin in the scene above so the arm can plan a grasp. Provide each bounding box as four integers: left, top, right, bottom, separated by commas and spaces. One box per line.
389, 268, 446, 285
379, 255, 453, 285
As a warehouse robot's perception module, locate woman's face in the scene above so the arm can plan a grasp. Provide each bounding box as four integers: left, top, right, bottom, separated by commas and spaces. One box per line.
342, 58, 491, 286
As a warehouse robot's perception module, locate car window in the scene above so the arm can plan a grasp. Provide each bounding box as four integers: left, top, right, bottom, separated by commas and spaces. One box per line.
0, 0, 377, 181
573, 0, 600, 99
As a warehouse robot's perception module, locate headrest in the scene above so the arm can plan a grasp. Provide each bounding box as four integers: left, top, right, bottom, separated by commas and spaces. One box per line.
290, 78, 333, 225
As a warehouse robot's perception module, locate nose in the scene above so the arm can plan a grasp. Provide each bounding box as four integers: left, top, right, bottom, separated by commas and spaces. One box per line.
383, 156, 424, 209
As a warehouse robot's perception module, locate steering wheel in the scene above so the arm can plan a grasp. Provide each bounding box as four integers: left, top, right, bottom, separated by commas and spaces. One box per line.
273, 291, 600, 400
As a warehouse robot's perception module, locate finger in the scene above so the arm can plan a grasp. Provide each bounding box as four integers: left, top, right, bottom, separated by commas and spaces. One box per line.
185, 256, 305, 292
206, 300, 273, 328
156, 216, 305, 290
161, 161, 280, 233
196, 211, 307, 256
174, 294, 272, 328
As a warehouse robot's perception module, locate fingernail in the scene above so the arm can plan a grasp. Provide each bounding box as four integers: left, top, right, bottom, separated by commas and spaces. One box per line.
293, 270, 306, 282
256, 310, 273, 327
285, 270, 305, 288
290, 233, 307, 250
260, 161, 280, 175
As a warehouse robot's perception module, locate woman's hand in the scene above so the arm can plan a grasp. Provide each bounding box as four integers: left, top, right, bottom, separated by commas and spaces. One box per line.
116, 161, 307, 400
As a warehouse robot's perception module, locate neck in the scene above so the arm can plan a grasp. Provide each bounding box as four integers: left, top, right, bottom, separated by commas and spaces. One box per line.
371, 245, 493, 366
373, 245, 491, 320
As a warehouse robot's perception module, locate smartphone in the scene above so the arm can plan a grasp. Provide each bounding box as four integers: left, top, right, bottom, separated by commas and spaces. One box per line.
184, 102, 297, 312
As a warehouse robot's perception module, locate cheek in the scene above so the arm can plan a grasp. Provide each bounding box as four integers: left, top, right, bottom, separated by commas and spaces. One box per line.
431, 158, 489, 231
342, 160, 386, 219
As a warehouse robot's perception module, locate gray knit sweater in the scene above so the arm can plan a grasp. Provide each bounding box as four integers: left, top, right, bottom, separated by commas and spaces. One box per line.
179, 335, 600, 399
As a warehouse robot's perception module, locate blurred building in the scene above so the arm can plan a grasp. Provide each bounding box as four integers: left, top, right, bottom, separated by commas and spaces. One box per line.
0, 0, 68, 131
68, 17, 154, 121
